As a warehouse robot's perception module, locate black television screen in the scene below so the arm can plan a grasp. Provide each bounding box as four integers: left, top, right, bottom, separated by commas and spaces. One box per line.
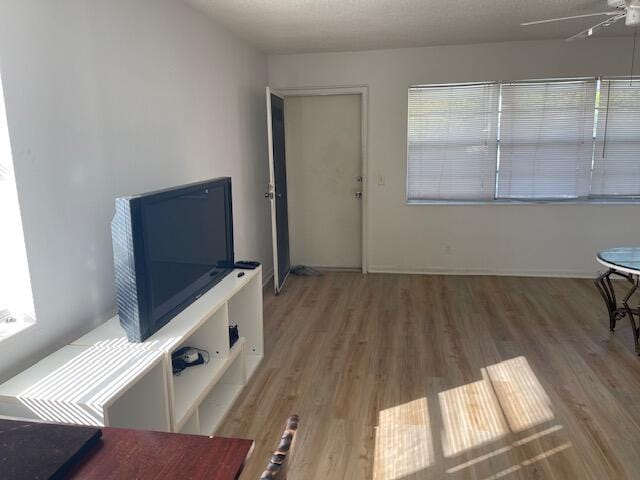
112, 177, 234, 342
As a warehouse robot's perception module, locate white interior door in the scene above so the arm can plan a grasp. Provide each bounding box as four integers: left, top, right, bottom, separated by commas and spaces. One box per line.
284, 94, 362, 269
266, 87, 290, 293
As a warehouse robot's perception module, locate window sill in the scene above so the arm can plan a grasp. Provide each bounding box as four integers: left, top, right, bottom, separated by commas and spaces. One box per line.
0, 313, 35, 343
406, 199, 640, 206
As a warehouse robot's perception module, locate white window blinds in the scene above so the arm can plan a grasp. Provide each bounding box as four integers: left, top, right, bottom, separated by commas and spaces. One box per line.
591, 79, 640, 197
497, 80, 597, 199
407, 83, 499, 201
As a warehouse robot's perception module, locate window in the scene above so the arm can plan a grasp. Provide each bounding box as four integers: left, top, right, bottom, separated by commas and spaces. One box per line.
407, 77, 640, 202
497, 80, 596, 199
591, 78, 640, 197
407, 83, 498, 200
0, 71, 35, 338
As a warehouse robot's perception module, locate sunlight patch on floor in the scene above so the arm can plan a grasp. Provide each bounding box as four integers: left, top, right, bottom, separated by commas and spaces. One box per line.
439, 374, 509, 457
446, 445, 513, 474
374, 356, 563, 479
481, 442, 572, 480
440, 356, 554, 457
446, 424, 565, 474
486, 356, 554, 433
373, 397, 433, 480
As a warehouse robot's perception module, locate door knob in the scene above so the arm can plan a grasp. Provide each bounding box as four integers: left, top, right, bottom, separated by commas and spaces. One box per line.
265, 192, 274, 199
355, 192, 362, 198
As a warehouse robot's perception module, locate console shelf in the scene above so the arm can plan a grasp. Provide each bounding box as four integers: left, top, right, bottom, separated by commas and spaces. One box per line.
0, 345, 170, 431
0, 267, 264, 435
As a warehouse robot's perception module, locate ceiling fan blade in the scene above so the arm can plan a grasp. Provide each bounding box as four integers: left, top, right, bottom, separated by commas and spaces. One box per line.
521, 11, 620, 26
566, 13, 626, 41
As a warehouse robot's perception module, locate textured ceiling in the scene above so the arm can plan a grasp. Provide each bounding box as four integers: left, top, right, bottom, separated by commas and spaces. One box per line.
184, 0, 633, 54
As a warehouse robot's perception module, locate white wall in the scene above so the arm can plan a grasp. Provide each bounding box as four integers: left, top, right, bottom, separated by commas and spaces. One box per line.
269, 38, 640, 277
0, 0, 271, 382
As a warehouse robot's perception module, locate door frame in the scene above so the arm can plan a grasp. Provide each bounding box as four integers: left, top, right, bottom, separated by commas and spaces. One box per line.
272, 85, 370, 274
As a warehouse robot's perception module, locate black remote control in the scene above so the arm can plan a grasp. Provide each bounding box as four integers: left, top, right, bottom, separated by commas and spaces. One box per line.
234, 261, 260, 270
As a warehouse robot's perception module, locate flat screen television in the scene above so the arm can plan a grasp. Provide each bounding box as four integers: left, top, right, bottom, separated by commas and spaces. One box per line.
111, 177, 234, 342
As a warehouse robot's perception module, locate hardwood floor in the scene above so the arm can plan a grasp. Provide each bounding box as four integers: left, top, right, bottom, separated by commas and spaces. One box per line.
217, 272, 640, 479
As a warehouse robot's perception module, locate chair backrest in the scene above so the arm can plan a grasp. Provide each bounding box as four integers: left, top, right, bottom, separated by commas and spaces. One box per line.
259, 415, 299, 480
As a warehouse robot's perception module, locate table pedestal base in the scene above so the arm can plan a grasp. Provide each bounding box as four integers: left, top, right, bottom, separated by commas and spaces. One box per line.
595, 269, 640, 354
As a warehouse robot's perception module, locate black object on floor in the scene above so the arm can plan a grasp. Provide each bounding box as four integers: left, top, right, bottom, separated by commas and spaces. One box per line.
291, 265, 322, 276
0, 419, 102, 480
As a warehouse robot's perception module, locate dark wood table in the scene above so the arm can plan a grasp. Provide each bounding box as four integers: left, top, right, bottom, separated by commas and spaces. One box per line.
65, 427, 254, 480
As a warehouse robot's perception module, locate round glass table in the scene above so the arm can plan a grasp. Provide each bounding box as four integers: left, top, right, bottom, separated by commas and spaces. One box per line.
596, 247, 640, 353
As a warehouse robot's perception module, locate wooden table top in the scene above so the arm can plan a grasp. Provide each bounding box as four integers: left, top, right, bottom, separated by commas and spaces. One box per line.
64, 427, 254, 480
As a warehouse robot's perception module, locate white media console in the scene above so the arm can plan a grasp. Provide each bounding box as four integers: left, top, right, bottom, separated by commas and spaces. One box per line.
0, 266, 263, 435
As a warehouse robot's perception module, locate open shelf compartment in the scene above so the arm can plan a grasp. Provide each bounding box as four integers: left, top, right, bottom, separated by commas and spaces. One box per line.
170, 304, 233, 430
198, 341, 246, 436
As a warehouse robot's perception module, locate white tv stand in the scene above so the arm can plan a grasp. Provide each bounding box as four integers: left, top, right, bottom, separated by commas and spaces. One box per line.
0, 267, 264, 435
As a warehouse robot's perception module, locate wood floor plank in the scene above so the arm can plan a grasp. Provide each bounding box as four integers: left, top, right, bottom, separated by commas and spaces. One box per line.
218, 273, 640, 479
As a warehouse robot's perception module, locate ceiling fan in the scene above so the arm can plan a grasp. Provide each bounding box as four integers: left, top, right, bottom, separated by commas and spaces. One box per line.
521, 0, 640, 41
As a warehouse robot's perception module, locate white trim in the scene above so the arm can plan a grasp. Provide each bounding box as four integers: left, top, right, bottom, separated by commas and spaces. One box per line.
406, 199, 640, 206
277, 271, 290, 296
0, 320, 35, 344
367, 265, 597, 279
261, 267, 274, 288
273, 85, 370, 274
305, 266, 362, 272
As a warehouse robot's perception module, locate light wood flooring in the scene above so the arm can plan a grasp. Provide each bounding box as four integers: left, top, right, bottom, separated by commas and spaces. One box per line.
217, 272, 640, 479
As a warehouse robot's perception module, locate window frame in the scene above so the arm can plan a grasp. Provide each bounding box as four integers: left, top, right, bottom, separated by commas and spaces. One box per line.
405, 76, 640, 205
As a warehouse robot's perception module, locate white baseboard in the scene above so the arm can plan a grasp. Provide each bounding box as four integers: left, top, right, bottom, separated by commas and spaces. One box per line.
305, 265, 361, 272
262, 267, 274, 288
367, 265, 597, 279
